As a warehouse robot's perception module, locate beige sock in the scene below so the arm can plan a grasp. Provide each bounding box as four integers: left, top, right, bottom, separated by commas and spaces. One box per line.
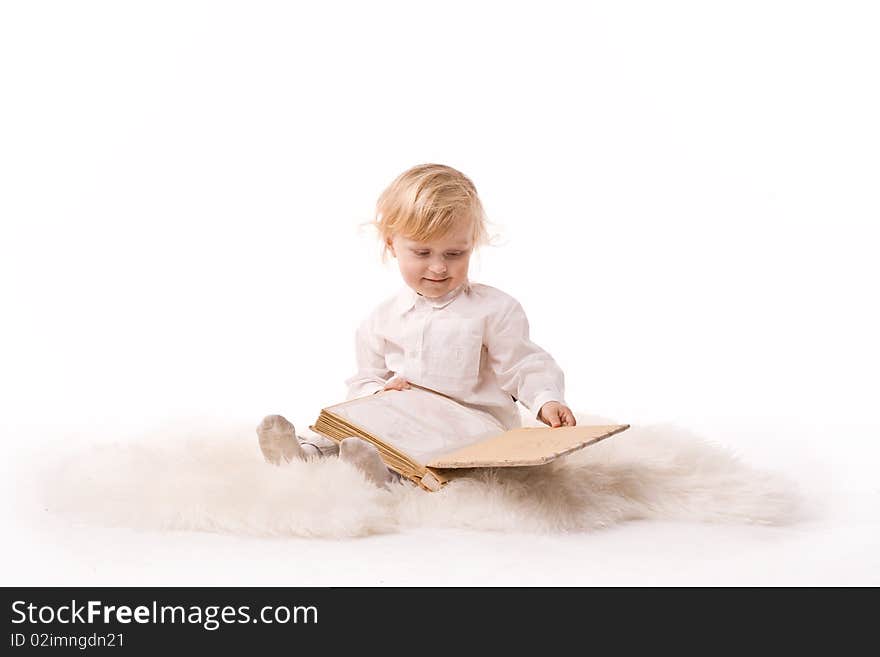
339, 438, 394, 487
256, 414, 305, 464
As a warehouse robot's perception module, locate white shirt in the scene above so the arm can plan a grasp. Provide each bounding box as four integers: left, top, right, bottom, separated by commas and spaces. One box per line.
344, 280, 567, 431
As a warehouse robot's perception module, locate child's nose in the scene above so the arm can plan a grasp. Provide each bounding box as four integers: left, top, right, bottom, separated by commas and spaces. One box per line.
428, 260, 447, 274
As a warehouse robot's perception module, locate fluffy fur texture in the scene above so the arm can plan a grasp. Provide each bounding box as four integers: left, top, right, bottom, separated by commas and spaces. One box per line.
41, 412, 805, 538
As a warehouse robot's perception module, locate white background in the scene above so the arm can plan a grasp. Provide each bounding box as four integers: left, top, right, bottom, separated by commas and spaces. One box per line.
1, 1, 878, 585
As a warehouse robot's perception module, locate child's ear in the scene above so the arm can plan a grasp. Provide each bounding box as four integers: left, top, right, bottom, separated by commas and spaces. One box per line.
385, 237, 396, 258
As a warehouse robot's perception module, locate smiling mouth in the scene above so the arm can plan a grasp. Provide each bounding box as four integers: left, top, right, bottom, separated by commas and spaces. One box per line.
424, 278, 449, 282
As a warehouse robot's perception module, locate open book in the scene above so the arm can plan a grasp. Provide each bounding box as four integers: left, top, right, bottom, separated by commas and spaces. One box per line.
309, 384, 629, 491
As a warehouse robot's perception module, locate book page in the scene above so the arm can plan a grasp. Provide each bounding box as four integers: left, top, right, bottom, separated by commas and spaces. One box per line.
326, 387, 505, 464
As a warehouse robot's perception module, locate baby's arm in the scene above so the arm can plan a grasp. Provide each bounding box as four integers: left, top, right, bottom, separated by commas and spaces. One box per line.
343, 315, 393, 400
485, 299, 576, 427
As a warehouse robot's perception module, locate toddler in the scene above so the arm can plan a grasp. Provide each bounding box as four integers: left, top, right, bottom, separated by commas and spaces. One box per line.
257, 163, 576, 487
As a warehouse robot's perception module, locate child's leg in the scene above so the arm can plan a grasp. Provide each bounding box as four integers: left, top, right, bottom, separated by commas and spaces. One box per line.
297, 432, 340, 458
258, 415, 347, 462
339, 438, 397, 487
257, 417, 397, 486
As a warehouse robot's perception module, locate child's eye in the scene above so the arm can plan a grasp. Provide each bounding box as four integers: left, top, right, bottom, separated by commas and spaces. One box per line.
414, 251, 430, 257
446, 252, 462, 257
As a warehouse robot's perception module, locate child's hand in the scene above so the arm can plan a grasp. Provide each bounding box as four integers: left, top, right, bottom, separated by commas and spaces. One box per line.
538, 401, 577, 428
383, 377, 412, 392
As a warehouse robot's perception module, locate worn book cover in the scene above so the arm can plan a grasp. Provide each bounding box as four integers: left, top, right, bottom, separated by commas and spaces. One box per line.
310, 385, 629, 491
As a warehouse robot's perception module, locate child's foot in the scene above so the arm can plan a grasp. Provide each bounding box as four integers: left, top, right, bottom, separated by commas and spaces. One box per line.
256, 414, 304, 464
339, 438, 394, 487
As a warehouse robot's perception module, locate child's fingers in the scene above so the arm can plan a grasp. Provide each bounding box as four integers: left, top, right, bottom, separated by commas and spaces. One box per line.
557, 408, 575, 426
540, 403, 561, 427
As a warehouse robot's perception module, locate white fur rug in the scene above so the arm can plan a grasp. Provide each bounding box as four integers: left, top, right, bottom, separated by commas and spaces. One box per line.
41, 412, 805, 538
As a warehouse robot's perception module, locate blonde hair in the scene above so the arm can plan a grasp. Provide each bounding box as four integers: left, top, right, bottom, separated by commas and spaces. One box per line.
372, 163, 491, 263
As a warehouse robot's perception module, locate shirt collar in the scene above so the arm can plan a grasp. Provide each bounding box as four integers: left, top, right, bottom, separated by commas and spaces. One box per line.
393, 279, 471, 315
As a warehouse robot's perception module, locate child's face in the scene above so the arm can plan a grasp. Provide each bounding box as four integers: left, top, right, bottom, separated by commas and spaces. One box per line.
387, 222, 473, 298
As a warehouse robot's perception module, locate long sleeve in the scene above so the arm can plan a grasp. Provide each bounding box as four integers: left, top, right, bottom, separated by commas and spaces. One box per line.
485, 299, 566, 418
344, 314, 392, 400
